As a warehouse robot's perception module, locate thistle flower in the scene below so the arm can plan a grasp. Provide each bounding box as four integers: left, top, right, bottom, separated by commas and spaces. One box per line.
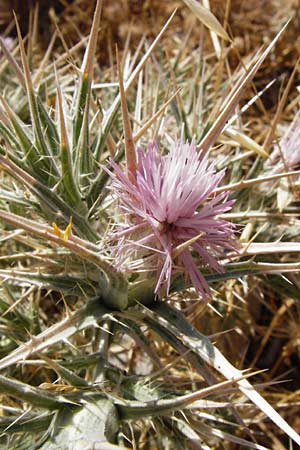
270, 113, 300, 171
107, 139, 236, 299
0, 36, 14, 59
264, 114, 300, 210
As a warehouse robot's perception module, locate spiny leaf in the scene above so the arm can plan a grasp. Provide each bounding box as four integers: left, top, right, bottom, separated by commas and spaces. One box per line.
56, 71, 87, 213
0, 208, 128, 310
0, 155, 98, 242
0, 297, 110, 370
0, 374, 70, 410
116, 371, 260, 419
73, 0, 102, 147
0, 269, 98, 297
14, 13, 60, 181
39, 354, 89, 387
146, 302, 300, 446
0, 95, 51, 182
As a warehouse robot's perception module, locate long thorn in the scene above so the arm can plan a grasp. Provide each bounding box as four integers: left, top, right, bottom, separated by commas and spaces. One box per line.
116, 45, 137, 183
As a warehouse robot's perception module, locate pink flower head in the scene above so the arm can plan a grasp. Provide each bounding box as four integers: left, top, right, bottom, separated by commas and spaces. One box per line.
271, 113, 300, 170
0, 36, 14, 59
107, 140, 236, 299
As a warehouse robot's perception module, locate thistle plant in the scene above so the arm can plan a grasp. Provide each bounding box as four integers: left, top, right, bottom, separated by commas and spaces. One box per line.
1, 1, 300, 449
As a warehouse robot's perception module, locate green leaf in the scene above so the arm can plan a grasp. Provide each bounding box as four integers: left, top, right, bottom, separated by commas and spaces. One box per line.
40, 398, 120, 450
